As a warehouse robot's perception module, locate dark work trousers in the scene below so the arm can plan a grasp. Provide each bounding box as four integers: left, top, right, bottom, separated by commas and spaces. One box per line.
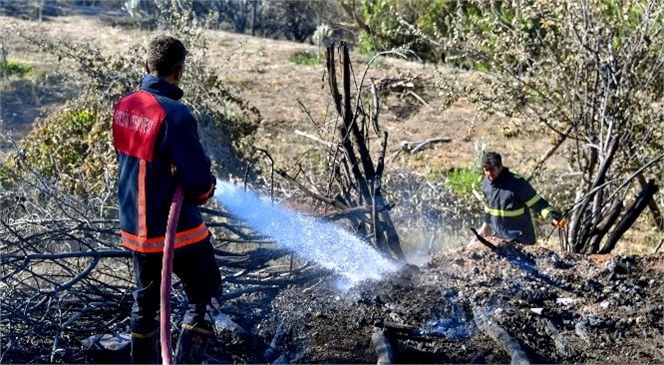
130, 238, 221, 339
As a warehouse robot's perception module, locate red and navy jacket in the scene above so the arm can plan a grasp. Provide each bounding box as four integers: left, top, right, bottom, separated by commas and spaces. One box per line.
112, 75, 215, 253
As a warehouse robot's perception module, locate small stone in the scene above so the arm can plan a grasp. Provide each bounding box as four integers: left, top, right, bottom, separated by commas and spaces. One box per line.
530, 308, 544, 315
556, 297, 575, 305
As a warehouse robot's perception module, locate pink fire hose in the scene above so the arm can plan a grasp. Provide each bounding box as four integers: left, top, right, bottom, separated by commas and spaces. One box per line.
160, 185, 184, 365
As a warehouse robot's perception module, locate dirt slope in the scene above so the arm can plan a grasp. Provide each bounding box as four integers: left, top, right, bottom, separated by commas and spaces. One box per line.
0, 12, 565, 172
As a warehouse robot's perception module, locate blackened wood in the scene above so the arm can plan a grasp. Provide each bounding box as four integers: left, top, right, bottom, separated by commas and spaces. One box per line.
472, 305, 530, 365
373, 131, 404, 260
542, 318, 579, 358
601, 179, 659, 253
637, 173, 664, 231
585, 199, 623, 254
572, 135, 620, 253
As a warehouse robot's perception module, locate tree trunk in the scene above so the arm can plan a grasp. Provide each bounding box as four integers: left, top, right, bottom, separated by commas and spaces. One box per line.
600, 179, 659, 253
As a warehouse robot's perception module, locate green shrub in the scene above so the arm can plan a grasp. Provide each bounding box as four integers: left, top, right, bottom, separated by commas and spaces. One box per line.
445, 166, 482, 198
3, 59, 32, 77
358, 0, 459, 61
288, 51, 319, 65
2, 96, 108, 195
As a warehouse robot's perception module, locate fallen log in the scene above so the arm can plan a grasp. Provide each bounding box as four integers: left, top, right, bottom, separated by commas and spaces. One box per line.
472, 305, 530, 365
264, 323, 289, 363
542, 318, 578, 358
379, 320, 447, 338
400, 137, 452, 154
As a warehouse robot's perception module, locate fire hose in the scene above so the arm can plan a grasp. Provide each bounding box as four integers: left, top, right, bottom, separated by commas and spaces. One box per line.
160, 185, 184, 365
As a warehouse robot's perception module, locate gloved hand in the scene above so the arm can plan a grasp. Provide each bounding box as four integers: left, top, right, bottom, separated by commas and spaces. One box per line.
548, 211, 566, 229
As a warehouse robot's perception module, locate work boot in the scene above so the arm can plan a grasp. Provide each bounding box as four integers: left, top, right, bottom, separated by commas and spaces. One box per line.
131, 330, 161, 364
175, 323, 214, 364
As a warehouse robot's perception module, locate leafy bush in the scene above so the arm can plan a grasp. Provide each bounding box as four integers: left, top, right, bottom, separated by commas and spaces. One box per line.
357, 0, 459, 61
445, 166, 482, 198
288, 51, 319, 66
3, 59, 32, 77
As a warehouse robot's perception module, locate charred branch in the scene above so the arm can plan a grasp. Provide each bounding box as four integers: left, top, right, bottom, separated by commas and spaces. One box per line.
274, 42, 407, 261
600, 179, 659, 253
469, 228, 498, 251
585, 199, 623, 254
542, 318, 579, 358
637, 173, 664, 231
570, 135, 620, 253
472, 305, 530, 365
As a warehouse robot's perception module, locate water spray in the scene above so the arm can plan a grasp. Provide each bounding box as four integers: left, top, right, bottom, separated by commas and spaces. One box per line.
214, 180, 402, 284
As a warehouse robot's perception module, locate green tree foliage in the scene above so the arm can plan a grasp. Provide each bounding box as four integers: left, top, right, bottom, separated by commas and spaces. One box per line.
357, 0, 457, 60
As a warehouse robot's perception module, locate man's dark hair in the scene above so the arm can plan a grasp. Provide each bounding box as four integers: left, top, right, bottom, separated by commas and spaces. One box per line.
482, 151, 502, 167
146, 35, 188, 76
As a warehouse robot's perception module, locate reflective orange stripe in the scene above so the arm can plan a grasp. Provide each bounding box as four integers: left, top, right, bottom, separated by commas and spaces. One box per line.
137, 160, 147, 237
121, 223, 209, 253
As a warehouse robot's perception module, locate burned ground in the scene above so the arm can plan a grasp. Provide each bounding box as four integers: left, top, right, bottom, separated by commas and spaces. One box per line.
209, 242, 664, 364
2, 234, 663, 364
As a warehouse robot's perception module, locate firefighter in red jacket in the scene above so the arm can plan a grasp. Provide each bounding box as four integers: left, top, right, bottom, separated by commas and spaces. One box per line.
112, 35, 221, 364
476, 151, 565, 245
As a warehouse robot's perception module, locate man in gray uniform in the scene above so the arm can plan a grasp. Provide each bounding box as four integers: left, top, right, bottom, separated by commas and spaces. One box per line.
476, 151, 565, 244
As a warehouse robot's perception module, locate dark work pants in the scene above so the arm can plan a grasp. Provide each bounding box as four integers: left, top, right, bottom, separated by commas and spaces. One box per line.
130, 239, 221, 338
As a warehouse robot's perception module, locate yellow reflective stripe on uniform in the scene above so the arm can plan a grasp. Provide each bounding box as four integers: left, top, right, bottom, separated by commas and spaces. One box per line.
181, 323, 214, 335
484, 205, 525, 217
541, 206, 554, 219
525, 194, 542, 207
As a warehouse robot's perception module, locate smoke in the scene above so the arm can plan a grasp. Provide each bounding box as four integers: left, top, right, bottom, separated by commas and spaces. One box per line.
213, 180, 402, 284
